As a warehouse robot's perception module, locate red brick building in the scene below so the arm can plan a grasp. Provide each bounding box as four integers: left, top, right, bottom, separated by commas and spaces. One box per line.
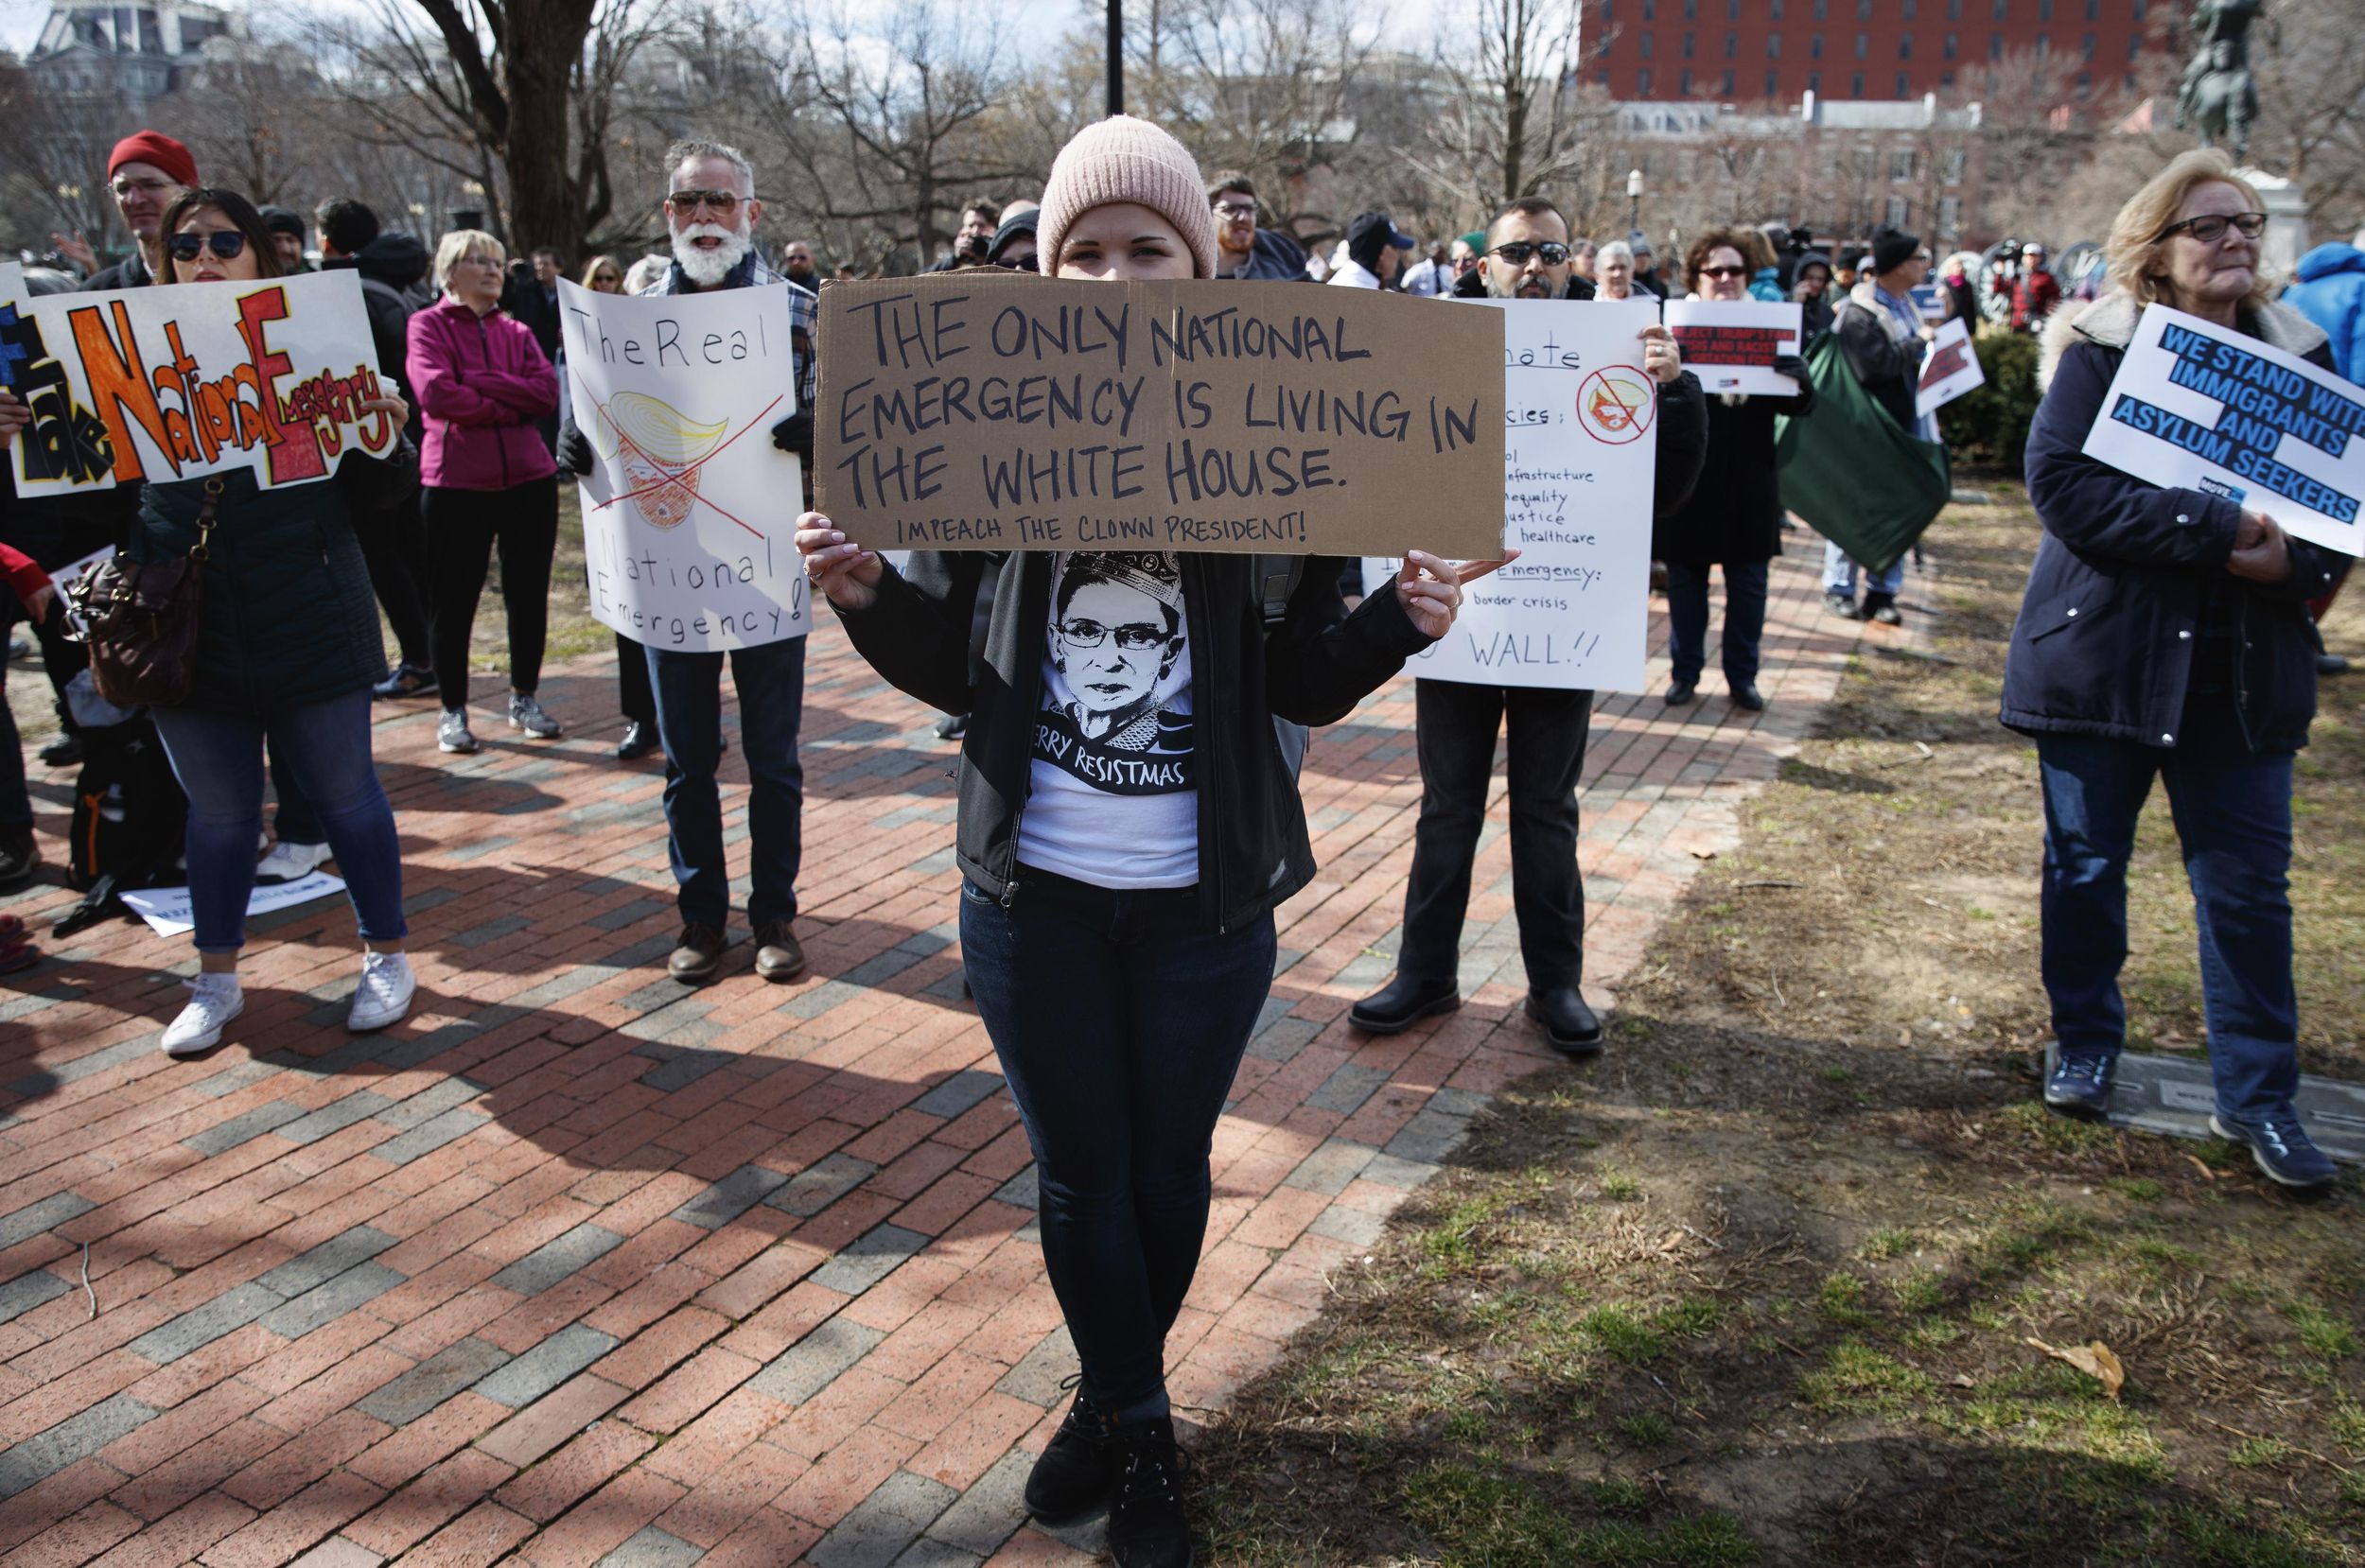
1585, 0, 2163, 102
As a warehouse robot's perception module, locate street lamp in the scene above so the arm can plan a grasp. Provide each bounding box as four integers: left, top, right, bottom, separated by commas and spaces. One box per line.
1626, 169, 1643, 236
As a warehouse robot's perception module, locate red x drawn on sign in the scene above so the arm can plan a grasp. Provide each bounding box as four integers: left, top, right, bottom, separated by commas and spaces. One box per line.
590, 392, 784, 541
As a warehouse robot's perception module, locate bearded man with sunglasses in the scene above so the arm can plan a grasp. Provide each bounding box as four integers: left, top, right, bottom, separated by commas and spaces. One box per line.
556, 137, 819, 985
1352, 196, 1708, 1055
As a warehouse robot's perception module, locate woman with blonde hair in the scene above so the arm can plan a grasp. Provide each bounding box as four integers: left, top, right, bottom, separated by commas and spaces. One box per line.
580, 253, 624, 292
406, 229, 563, 756
2006, 149, 2349, 1187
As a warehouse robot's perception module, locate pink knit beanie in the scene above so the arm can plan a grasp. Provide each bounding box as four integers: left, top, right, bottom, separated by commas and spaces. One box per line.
1034, 115, 1219, 280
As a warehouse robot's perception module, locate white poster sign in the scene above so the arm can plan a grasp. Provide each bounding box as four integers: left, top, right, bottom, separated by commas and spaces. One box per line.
558, 278, 809, 652
1366, 299, 1660, 693
121, 871, 346, 938
1663, 299, 1801, 397
1, 269, 396, 496
1916, 317, 1986, 418
2080, 304, 2365, 556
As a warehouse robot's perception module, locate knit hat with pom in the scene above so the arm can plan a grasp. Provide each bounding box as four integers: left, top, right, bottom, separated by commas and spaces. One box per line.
1034, 115, 1218, 280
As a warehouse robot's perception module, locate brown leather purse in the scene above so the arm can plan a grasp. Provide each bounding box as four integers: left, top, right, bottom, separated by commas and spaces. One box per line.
67, 476, 221, 709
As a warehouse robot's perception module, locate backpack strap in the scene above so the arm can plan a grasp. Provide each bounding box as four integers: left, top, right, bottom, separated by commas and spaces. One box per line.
1253, 554, 1305, 630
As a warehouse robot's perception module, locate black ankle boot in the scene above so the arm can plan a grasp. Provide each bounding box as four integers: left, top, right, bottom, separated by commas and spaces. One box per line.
1108, 1416, 1193, 1567
1024, 1385, 1117, 1522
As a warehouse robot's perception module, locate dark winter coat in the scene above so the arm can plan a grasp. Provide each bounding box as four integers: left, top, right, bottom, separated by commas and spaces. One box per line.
1652, 379, 1814, 567
82, 249, 155, 292
836, 553, 1434, 934
130, 444, 419, 716
1832, 276, 1922, 429
1219, 229, 1314, 282
2003, 292, 2349, 752
325, 234, 432, 423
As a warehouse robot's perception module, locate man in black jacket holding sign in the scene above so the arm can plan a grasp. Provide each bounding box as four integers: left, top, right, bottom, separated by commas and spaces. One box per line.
1352, 197, 1709, 1054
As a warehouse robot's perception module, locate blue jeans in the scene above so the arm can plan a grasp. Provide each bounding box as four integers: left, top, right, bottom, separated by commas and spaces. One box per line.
271, 747, 323, 845
2036, 733, 2299, 1121
150, 689, 408, 953
960, 867, 1276, 1412
647, 636, 806, 928
1665, 559, 1769, 688
1822, 538, 1902, 599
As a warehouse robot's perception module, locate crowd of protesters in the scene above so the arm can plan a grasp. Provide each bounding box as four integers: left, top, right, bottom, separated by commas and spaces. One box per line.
0, 112, 2356, 1568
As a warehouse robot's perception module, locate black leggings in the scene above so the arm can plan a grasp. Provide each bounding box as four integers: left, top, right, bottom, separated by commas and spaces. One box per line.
424, 478, 558, 713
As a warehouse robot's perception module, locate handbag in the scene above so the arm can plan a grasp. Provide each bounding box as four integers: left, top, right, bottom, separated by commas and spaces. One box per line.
67, 477, 221, 709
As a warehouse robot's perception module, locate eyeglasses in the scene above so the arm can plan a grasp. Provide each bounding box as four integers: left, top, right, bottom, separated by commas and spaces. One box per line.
2154, 211, 2267, 245
166, 231, 247, 262
990, 253, 1034, 270
1057, 618, 1169, 652
1915, 253, 1934, 262
1697, 264, 1747, 279
667, 189, 745, 216
1213, 200, 1257, 218
112, 176, 175, 200
1490, 241, 1571, 267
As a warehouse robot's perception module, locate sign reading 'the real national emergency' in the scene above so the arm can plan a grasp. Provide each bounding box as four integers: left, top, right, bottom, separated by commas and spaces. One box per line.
2082, 303, 2365, 555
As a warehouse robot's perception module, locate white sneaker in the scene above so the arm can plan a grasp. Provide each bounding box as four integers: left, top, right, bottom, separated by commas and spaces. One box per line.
163, 975, 244, 1056
347, 950, 416, 1033
255, 839, 333, 885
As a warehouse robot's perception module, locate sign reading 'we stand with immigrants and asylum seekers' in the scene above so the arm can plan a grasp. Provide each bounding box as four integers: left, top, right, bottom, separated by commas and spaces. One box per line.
2082, 304, 2365, 556
0, 262, 400, 496
814, 274, 1507, 558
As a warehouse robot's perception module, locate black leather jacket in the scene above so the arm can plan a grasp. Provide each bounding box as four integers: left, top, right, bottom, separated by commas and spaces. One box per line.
835, 552, 1433, 932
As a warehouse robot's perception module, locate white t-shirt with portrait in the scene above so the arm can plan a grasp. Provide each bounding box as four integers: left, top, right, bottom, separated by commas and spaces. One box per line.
1016, 552, 1199, 889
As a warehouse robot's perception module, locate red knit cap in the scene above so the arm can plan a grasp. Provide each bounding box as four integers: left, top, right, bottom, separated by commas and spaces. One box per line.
108, 131, 198, 189
1035, 115, 1218, 280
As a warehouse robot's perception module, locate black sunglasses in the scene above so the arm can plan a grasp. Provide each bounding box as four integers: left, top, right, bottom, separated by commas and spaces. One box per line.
1698, 264, 1748, 279
1490, 241, 1570, 267
2153, 211, 2268, 245
666, 189, 745, 215
166, 231, 248, 263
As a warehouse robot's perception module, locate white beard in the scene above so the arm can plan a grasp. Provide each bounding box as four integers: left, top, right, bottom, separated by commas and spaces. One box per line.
673, 220, 752, 287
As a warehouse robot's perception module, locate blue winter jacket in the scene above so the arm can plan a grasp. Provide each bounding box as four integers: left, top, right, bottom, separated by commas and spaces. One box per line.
2003, 292, 2349, 753
2285, 243, 2365, 382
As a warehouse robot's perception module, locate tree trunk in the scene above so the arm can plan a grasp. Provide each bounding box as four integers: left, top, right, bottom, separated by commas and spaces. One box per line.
501, 0, 597, 259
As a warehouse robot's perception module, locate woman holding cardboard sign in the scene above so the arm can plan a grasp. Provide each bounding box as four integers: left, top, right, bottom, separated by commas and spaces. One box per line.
797, 115, 1505, 1568
105, 187, 417, 1055
2009, 149, 2350, 1188
1654, 227, 1815, 711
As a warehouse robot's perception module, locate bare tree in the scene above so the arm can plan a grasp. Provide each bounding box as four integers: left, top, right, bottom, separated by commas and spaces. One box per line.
1412, 0, 1616, 221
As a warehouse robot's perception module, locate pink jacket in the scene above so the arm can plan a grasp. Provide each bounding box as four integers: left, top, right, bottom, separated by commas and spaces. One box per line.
405, 296, 559, 492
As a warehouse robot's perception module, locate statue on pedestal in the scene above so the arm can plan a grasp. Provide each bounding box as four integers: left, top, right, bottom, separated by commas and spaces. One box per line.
2175, 0, 2265, 162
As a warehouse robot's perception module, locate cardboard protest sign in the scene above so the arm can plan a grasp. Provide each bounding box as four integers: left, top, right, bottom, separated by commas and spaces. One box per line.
1916, 317, 1985, 417
1365, 300, 1662, 692
2081, 304, 2365, 556
815, 275, 1505, 556
0, 268, 398, 497
559, 278, 809, 652
1663, 300, 1801, 397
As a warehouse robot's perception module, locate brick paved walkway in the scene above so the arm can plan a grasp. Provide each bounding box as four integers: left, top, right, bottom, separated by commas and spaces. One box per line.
0, 548, 1903, 1567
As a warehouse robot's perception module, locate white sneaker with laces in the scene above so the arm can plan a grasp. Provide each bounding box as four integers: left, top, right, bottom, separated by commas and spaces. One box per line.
347, 950, 416, 1033
254, 839, 333, 885
162, 974, 244, 1056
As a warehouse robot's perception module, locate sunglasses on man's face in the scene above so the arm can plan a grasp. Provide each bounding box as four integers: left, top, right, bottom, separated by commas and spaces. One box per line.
167, 231, 247, 263
1698, 264, 1748, 279
1490, 241, 1570, 267
667, 189, 744, 216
